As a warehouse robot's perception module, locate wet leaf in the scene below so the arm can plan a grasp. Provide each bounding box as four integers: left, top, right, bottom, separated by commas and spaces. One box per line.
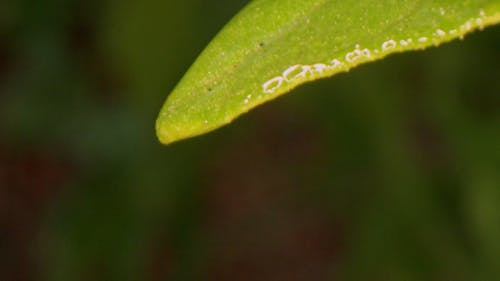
156, 0, 500, 144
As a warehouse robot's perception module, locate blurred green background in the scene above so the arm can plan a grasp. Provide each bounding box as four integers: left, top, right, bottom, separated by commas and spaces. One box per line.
1, 0, 500, 280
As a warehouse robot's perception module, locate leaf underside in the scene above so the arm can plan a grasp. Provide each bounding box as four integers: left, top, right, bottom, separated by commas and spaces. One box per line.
156, 0, 500, 145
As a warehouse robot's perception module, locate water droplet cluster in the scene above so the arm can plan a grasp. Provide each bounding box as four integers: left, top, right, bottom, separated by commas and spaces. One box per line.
255, 9, 489, 100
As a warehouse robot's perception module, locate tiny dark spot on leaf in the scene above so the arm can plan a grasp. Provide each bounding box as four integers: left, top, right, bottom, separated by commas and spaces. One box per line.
259, 42, 265, 47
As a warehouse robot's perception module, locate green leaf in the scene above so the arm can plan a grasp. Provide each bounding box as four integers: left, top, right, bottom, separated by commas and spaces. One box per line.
156, 0, 500, 144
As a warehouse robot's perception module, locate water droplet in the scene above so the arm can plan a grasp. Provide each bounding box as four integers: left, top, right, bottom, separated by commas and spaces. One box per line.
330, 59, 343, 69
262, 77, 284, 94
475, 18, 484, 30
418, 37, 428, 43
243, 94, 252, 104
435, 29, 446, 37
313, 63, 328, 73
361, 48, 371, 58
283, 64, 312, 82
382, 40, 397, 51
462, 21, 472, 31
345, 49, 362, 62
346, 48, 372, 62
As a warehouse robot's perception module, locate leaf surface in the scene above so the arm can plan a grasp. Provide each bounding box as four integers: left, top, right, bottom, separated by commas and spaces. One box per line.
156, 0, 500, 144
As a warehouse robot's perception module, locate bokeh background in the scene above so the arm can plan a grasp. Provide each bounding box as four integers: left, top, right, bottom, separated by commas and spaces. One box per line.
1, 0, 500, 280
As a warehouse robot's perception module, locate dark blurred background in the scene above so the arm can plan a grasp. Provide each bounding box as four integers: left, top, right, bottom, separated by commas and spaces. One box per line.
1, 0, 500, 280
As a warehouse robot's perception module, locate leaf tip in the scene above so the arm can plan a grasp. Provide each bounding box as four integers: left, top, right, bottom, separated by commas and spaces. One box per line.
155, 118, 178, 145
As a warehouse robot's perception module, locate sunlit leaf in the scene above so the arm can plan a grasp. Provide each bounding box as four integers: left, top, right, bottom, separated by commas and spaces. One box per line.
156, 0, 500, 144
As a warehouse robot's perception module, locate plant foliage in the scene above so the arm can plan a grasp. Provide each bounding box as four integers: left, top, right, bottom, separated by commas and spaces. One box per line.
156, 0, 500, 144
